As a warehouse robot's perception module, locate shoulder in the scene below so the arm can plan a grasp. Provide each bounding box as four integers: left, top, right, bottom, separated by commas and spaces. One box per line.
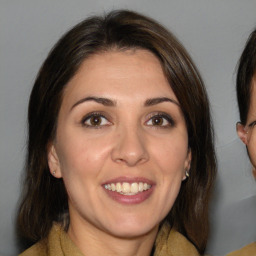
168, 229, 200, 256
19, 240, 48, 256
18, 223, 62, 256
226, 242, 256, 256
154, 223, 200, 256
18, 223, 84, 256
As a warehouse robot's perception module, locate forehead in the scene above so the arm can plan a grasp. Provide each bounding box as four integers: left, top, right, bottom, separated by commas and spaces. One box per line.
62, 49, 178, 104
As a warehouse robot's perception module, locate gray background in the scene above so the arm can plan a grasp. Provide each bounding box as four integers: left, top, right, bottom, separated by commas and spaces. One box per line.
1, 1, 256, 255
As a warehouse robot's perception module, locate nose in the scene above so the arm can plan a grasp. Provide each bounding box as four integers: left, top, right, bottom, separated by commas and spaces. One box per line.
111, 125, 149, 167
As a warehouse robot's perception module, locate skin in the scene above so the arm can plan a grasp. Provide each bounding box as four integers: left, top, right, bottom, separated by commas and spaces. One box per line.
237, 76, 256, 179
48, 49, 191, 256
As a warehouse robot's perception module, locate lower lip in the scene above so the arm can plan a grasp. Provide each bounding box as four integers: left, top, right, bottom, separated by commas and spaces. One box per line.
103, 186, 154, 205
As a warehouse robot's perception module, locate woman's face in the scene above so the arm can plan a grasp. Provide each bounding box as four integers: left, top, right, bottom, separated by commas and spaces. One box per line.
48, 49, 191, 239
237, 76, 256, 178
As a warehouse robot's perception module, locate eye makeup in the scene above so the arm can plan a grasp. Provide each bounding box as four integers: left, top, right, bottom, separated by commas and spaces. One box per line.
248, 120, 256, 128
145, 112, 175, 128
80, 112, 112, 128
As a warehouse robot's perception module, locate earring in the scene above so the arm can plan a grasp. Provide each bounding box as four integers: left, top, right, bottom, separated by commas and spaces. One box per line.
52, 171, 56, 176
185, 170, 190, 178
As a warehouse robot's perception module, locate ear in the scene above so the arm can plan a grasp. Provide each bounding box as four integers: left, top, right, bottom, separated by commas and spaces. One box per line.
47, 143, 62, 178
183, 148, 192, 180
236, 122, 248, 145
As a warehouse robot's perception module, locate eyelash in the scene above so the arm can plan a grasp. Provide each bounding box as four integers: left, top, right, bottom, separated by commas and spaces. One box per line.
81, 112, 111, 128
145, 112, 175, 128
248, 121, 256, 128
80, 112, 175, 128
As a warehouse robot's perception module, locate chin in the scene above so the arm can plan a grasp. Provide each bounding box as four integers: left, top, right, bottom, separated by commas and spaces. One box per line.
103, 217, 158, 239
108, 225, 157, 239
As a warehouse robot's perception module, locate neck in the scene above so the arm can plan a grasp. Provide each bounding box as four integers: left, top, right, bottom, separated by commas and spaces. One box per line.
67, 217, 158, 256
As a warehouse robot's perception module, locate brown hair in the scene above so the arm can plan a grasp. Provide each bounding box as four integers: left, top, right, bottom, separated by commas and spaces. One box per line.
18, 10, 216, 254
237, 28, 256, 124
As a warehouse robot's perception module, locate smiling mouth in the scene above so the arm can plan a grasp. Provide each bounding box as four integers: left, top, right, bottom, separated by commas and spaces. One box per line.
104, 182, 151, 195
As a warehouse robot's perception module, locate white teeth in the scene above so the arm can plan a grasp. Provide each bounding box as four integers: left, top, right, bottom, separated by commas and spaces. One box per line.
111, 183, 115, 191
130, 183, 138, 193
122, 182, 130, 193
104, 182, 151, 195
138, 182, 144, 192
116, 182, 121, 192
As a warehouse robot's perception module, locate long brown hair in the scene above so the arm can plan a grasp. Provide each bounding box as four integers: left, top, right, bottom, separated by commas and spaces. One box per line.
237, 28, 256, 124
17, 10, 216, 254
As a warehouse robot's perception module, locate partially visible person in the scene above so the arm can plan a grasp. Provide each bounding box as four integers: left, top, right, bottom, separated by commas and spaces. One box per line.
228, 29, 256, 256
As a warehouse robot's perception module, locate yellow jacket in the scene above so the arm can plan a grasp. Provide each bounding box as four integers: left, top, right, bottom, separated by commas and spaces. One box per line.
226, 242, 256, 256
19, 223, 199, 256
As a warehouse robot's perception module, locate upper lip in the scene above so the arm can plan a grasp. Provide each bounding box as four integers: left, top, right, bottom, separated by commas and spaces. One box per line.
102, 176, 155, 185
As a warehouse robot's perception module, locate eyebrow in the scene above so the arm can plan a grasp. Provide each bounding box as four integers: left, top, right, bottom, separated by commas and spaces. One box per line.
71, 96, 179, 111
71, 97, 116, 110
144, 97, 180, 107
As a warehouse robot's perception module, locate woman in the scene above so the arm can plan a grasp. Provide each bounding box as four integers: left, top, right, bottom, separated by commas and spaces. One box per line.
18, 10, 216, 256
229, 29, 256, 255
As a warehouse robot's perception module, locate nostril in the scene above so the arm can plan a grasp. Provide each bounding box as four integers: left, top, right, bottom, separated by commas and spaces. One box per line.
110, 129, 149, 166
112, 152, 149, 167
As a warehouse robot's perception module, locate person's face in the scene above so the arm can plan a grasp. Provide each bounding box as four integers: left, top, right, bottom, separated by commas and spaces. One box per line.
48, 49, 191, 239
237, 76, 256, 178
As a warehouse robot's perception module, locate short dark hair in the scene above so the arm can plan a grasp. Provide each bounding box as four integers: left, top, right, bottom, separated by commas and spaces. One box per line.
17, 10, 216, 254
237, 28, 256, 124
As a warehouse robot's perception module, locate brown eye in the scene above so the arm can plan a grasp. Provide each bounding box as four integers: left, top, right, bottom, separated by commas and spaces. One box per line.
82, 113, 110, 127
89, 116, 102, 126
146, 113, 174, 128
151, 116, 164, 126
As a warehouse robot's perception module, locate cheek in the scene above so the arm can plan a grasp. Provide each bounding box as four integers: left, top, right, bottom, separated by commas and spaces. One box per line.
56, 134, 112, 178
152, 139, 187, 218
151, 135, 189, 174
